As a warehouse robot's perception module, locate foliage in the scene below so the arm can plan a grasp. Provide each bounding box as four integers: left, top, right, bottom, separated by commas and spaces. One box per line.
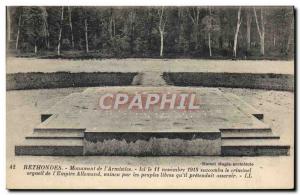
8, 6, 294, 59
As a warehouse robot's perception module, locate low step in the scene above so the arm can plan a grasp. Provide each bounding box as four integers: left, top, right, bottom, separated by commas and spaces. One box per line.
15, 138, 83, 156
26, 131, 84, 139
220, 127, 272, 133
221, 131, 280, 139
221, 139, 290, 156
223, 93, 264, 120
34, 128, 85, 133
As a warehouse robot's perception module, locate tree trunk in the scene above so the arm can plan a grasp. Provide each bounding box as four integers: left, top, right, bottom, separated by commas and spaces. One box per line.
260, 9, 265, 56
194, 24, 199, 50
160, 31, 164, 57
253, 7, 265, 56
233, 7, 242, 57
286, 14, 294, 54
177, 9, 185, 53
109, 18, 112, 39
45, 24, 50, 49
260, 37, 264, 55
109, 11, 114, 39
188, 8, 200, 51
208, 6, 212, 57
208, 32, 212, 57
84, 18, 89, 53
34, 42, 37, 54
57, 7, 64, 56
41, 7, 50, 49
7, 7, 11, 42
131, 21, 135, 54
113, 19, 116, 37
68, 7, 75, 49
128, 10, 136, 54
219, 36, 223, 49
15, 13, 22, 50
246, 8, 252, 51
158, 7, 165, 57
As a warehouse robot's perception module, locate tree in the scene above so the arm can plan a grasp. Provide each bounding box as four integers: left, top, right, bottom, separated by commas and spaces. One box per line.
123, 8, 136, 54
7, 6, 294, 59
253, 7, 265, 56
246, 8, 252, 51
233, 7, 242, 57
41, 7, 50, 49
158, 7, 167, 57
22, 7, 45, 54
84, 16, 89, 53
285, 9, 294, 55
68, 6, 75, 49
201, 7, 220, 57
15, 7, 22, 50
57, 6, 64, 55
175, 8, 189, 54
7, 7, 12, 42
109, 8, 116, 39
188, 7, 201, 50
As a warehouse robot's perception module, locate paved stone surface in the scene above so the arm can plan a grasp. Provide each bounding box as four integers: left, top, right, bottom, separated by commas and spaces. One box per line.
15, 87, 290, 156
38, 87, 269, 133
222, 92, 264, 120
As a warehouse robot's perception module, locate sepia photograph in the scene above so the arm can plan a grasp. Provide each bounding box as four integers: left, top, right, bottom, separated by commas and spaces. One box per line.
6, 5, 295, 189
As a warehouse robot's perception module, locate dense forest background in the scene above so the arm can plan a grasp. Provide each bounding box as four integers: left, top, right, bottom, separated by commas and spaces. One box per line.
6, 6, 294, 59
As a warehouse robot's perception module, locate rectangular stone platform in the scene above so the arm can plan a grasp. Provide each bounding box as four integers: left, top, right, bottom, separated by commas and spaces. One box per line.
15, 87, 290, 156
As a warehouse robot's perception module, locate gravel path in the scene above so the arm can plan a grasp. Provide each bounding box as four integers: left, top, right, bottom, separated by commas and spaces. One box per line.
7, 58, 294, 74
132, 72, 167, 86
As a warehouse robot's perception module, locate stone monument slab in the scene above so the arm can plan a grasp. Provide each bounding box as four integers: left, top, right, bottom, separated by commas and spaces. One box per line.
15, 87, 290, 156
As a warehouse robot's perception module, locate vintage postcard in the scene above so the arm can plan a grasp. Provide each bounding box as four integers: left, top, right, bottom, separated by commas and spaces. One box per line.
6, 6, 295, 189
